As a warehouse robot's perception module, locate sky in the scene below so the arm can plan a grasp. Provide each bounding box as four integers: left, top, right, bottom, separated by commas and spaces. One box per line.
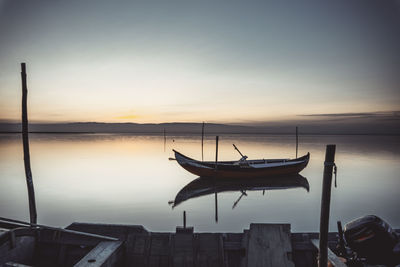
0, 0, 399, 124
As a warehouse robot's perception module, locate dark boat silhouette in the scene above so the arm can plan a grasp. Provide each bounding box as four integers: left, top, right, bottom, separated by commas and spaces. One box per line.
173, 150, 310, 178
172, 174, 309, 208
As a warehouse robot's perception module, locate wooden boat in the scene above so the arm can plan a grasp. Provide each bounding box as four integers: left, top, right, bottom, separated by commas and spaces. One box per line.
0, 217, 122, 267
173, 149, 310, 178
172, 174, 309, 208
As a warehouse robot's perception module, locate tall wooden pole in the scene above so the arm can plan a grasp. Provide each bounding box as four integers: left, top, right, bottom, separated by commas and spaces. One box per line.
201, 122, 205, 161
318, 144, 336, 267
215, 136, 219, 170
295, 126, 298, 158
21, 63, 37, 224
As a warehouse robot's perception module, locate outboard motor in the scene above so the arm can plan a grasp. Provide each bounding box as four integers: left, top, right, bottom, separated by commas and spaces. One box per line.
343, 215, 400, 266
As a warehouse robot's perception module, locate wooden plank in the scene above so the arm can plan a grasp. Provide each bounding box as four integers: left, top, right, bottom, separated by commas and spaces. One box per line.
0, 221, 27, 230
224, 241, 242, 250
5, 262, 33, 267
57, 245, 67, 265
195, 233, 222, 267
223, 233, 245, 267
240, 230, 249, 267
125, 233, 150, 266
148, 233, 171, 267
37, 228, 112, 247
0, 218, 118, 242
311, 239, 346, 267
246, 224, 295, 267
66, 222, 147, 240
218, 234, 225, 266
173, 233, 194, 267
74, 241, 123, 267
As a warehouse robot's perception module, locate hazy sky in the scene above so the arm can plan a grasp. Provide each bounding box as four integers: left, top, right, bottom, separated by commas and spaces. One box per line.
0, 0, 399, 123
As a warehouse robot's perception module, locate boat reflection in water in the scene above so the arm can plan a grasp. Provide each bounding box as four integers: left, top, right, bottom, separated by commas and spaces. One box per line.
171, 174, 310, 213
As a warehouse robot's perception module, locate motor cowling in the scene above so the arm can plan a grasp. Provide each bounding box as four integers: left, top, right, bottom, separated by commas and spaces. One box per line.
344, 215, 399, 265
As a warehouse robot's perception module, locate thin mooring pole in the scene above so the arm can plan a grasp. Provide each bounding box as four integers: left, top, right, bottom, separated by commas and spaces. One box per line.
295, 126, 298, 158
201, 122, 205, 161
215, 136, 219, 170
21, 63, 37, 224
318, 144, 336, 267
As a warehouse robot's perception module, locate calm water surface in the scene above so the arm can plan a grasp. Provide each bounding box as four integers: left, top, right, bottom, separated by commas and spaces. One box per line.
0, 133, 399, 232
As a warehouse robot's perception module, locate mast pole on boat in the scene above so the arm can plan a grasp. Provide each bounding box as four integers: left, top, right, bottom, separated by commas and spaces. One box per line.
201, 122, 205, 161
21, 63, 37, 224
215, 136, 219, 170
296, 126, 299, 159
318, 144, 336, 267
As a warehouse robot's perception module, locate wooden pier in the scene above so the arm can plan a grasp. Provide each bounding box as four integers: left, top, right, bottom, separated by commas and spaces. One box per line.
0, 221, 351, 267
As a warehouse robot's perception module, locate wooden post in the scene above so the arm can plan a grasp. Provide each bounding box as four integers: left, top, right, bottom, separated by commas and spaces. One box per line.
295, 126, 298, 158
183, 211, 186, 229
215, 136, 219, 170
21, 63, 37, 224
318, 144, 336, 267
201, 122, 205, 161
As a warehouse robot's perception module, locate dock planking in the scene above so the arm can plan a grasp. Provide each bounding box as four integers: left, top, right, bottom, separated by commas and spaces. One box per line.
243, 224, 294, 267
67, 222, 300, 267
74, 241, 123, 267
5, 221, 392, 266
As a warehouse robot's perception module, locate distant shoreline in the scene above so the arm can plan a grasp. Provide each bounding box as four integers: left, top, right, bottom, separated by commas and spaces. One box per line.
0, 121, 399, 135
0, 131, 399, 136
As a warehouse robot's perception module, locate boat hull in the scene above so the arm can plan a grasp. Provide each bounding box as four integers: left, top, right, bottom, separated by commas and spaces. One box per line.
173, 150, 310, 178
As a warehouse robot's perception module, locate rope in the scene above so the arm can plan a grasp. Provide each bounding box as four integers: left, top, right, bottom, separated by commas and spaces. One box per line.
334, 164, 337, 188
324, 162, 338, 188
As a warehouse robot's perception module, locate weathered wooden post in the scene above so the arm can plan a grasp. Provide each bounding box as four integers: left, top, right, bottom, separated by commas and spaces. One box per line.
201, 122, 205, 161
295, 126, 298, 158
318, 144, 336, 267
21, 63, 37, 224
215, 136, 219, 170
183, 211, 186, 229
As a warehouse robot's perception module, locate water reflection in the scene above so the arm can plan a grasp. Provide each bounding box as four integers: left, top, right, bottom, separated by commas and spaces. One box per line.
172, 174, 309, 208
1, 133, 399, 232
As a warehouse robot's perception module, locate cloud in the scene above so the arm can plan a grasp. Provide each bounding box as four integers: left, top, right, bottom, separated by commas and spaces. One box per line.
298, 111, 400, 119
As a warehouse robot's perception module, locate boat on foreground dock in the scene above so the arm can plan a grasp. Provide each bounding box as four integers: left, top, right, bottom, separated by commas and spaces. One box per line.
173, 149, 310, 178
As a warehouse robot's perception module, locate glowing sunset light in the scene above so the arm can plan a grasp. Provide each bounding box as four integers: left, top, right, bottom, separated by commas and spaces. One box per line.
0, 1, 399, 126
